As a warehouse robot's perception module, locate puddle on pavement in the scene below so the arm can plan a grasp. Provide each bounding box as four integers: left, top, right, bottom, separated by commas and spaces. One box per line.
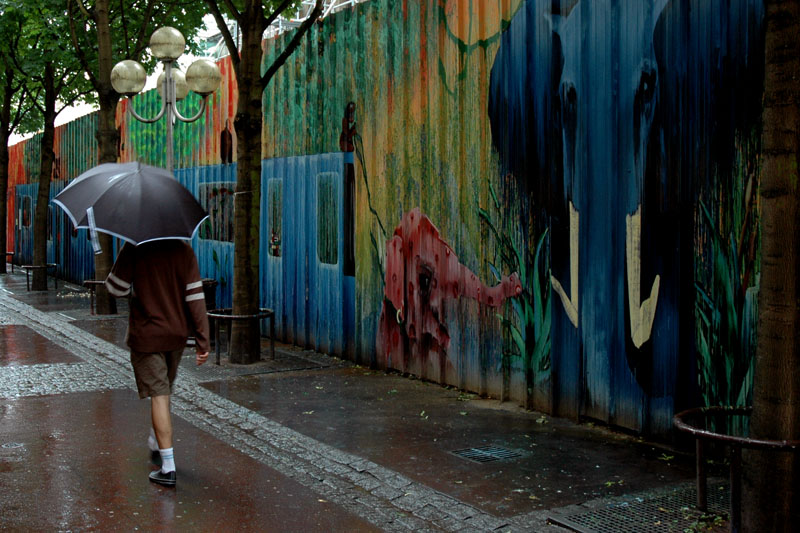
0, 325, 83, 366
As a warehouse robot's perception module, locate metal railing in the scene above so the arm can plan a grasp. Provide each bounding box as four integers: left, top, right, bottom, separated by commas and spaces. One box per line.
673, 406, 800, 532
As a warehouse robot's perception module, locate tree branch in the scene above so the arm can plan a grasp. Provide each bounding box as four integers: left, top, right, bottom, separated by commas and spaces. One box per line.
74, 0, 93, 19
119, 0, 130, 56
205, 0, 241, 76
10, 87, 32, 131
264, 0, 295, 32
221, 0, 244, 26
130, 0, 158, 59
261, 0, 323, 88
67, 0, 99, 88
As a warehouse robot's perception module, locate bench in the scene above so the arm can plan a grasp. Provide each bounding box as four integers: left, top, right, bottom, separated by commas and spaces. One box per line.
206, 308, 275, 365
21, 263, 58, 291
5, 252, 14, 273
82, 280, 106, 315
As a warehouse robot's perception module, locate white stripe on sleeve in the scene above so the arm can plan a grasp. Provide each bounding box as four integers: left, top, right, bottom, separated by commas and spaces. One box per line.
185, 293, 205, 302
108, 272, 131, 289
106, 283, 129, 297
186, 281, 203, 290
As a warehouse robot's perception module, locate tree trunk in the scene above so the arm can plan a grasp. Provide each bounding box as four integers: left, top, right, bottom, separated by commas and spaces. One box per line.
742, 0, 800, 530
0, 68, 12, 276
91, 0, 117, 314
31, 63, 59, 291
229, 12, 266, 364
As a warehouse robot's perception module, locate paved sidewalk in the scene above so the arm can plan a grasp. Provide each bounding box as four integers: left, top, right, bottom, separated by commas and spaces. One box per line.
0, 268, 725, 531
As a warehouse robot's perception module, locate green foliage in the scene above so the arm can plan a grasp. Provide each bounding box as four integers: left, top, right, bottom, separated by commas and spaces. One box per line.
694, 135, 760, 412
695, 200, 758, 409
479, 180, 551, 379
212, 248, 229, 287
67, 0, 208, 97
1, 0, 92, 137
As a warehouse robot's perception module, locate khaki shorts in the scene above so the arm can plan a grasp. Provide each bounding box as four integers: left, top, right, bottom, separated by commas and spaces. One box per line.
130, 349, 183, 399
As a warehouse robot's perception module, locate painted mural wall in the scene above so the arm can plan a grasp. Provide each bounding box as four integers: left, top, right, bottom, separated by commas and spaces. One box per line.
5, 0, 765, 436
261, 0, 764, 434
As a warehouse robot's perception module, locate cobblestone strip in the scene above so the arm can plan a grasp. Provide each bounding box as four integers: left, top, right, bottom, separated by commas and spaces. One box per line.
0, 294, 518, 532
0, 362, 129, 398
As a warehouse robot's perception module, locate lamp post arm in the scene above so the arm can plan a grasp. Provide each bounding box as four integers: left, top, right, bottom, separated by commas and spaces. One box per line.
172, 96, 209, 123
126, 98, 167, 123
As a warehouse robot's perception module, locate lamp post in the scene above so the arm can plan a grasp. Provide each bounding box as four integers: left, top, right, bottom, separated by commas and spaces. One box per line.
110, 27, 221, 172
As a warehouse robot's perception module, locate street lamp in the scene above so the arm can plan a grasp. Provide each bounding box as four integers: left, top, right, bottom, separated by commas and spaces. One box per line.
111, 27, 222, 172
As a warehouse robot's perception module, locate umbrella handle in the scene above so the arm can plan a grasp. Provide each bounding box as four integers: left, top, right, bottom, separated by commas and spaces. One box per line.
87, 207, 103, 255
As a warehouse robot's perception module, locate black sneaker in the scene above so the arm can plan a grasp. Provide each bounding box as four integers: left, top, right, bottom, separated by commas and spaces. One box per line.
149, 469, 176, 487
150, 450, 162, 467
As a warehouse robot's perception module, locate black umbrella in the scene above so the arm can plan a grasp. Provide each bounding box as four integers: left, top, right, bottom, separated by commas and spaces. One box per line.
53, 162, 208, 249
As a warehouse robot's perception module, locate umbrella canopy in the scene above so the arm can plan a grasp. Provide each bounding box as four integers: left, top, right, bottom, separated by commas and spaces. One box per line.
53, 162, 208, 246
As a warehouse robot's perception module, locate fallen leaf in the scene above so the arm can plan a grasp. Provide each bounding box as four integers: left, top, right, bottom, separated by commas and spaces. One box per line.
302, 410, 314, 415
460, 411, 468, 416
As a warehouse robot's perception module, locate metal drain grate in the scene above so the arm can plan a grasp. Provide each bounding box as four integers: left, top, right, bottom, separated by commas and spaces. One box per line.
548, 481, 729, 533
451, 445, 522, 463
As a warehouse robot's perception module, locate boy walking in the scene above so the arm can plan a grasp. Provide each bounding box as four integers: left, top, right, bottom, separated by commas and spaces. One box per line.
105, 240, 210, 486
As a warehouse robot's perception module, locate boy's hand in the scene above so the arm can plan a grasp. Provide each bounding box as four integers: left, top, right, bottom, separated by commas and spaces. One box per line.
196, 351, 209, 366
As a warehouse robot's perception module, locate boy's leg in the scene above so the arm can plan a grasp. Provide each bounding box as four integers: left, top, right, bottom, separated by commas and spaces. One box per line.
151, 394, 172, 449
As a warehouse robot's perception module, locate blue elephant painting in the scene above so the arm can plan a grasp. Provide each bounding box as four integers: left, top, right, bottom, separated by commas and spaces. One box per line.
489, 0, 764, 431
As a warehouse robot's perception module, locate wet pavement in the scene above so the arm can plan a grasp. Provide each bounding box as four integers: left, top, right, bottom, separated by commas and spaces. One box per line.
0, 265, 722, 531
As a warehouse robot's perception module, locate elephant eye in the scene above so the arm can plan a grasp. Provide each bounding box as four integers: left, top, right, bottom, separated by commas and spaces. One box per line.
417, 264, 433, 297
419, 272, 431, 292
637, 68, 657, 103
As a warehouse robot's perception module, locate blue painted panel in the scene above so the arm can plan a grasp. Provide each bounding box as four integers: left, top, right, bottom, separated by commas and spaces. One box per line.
290, 155, 311, 347
50, 180, 96, 283
176, 164, 236, 310
15, 183, 97, 284
14, 185, 36, 266
260, 153, 350, 356
260, 163, 287, 340
343, 275, 355, 359
308, 153, 345, 355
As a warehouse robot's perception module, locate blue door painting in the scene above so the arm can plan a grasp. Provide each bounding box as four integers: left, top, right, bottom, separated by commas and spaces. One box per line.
261, 153, 355, 358
14, 188, 34, 266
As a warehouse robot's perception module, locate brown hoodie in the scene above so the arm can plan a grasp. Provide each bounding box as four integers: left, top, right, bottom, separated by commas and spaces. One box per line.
105, 240, 209, 354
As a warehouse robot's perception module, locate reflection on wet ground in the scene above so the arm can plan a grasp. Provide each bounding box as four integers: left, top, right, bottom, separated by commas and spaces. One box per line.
202, 367, 695, 516
72, 317, 129, 349
0, 390, 379, 532
0, 325, 82, 366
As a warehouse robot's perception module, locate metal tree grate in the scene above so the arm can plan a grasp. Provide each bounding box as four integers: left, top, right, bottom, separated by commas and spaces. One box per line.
548, 481, 730, 533
450, 445, 522, 463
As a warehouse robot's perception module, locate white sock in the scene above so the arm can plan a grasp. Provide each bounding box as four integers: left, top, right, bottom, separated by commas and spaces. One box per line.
159, 447, 175, 473
148, 429, 158, 452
